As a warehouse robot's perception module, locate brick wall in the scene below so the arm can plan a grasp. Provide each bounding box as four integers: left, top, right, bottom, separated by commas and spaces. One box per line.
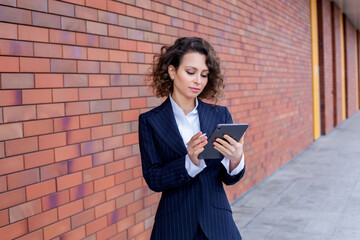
344, 17, 358, 118
0, 0, 324, 239
318, 0, 334, 134
331, 2, 344, 126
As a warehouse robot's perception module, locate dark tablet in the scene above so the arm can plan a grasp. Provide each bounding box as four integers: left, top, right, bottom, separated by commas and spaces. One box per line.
199, 123, 248, 159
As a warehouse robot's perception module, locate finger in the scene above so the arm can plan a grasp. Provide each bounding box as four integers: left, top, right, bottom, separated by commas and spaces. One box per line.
239, 135, 245, 144
215, 137, 232, 148
223, 134, 237, 145
213, 142, 232, 156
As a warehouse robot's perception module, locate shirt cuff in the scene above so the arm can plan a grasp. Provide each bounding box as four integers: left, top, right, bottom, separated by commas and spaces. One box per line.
221, 154, 245, 176
185, 154, 207, 177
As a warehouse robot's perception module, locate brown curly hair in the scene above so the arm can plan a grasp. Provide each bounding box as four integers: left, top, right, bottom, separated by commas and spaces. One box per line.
150, 37, 224, 101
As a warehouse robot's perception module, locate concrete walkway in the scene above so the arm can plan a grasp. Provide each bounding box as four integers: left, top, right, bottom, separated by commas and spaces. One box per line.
232, 111, 360, 240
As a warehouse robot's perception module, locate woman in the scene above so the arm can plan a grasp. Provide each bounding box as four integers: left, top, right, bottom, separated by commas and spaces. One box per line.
138, 37, 245, 240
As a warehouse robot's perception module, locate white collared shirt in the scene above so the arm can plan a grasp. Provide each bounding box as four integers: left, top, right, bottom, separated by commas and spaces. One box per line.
169, 95, 244, 177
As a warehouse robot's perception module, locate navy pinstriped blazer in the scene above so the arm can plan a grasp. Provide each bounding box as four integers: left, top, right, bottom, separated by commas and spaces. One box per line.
139, 97, 245, 240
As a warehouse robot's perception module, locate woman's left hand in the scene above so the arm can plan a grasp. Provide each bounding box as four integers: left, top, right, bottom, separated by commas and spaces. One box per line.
213, 134, 245, 169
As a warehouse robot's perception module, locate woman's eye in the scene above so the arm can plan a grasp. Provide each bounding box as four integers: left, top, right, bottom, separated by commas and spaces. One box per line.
201, 74, 208, 78
186, 71, 195, 75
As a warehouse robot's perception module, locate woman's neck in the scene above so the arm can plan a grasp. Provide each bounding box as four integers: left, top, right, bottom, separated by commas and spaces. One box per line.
171, 93, 196, 111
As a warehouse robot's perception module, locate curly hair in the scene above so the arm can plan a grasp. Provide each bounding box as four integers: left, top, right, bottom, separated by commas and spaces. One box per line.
150, 37, 224, 101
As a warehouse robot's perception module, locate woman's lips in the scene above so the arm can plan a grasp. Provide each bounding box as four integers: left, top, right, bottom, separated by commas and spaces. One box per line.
190, 87, 200, 93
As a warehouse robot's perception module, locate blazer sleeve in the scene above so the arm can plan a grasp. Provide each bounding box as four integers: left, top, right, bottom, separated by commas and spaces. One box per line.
221, 107, 246, 185
139, 114, 192, 192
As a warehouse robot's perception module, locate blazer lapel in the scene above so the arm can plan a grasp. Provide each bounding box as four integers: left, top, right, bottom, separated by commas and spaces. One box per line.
147, 98, 188, 156
198, 100, 218, 137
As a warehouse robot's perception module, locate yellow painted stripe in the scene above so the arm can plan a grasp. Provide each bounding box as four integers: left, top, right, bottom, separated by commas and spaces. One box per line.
340, 12, 346, 119
310, 0, 321, 140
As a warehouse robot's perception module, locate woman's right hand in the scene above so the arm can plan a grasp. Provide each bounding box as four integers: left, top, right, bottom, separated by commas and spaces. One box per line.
187, 132, 208, 166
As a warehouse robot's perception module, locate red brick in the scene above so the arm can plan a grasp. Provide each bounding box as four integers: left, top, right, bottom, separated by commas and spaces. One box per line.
23, 119, 54, 137
35, 74, 63, 88
58, 199, 83, 219
7, 169, 40, 190
80, 139, 103, 155
0, 155, 24, 175
105, 183, 125, 200
63, 45, 88, 60
49, 29, 76, 45
0, 142, 4, 159
0, 5, 31, 24
86, 0, 107, 10
144, 193, 160, 208
115, 169, 133, 185
88, 48, 109, 61
83, 165, 104, 183
16, 230, 43, 240
123, 132, 139, 146
9, 199, 41, 222
96, 224, 117, 240
91, 125, 112, 140
122, 109, 140, 122
89, 74, 110, 87
28, 209, 57, 232
51, 59, 77, 73
135, 207, 152, 223
85, 215, 107, 236
71, 208, 94, 229
3, 105, 36, 123
84, 191, 105, 210
34, 42, 62, 58
37, 103, 65, 119
0, 39, 33, 57
26, 179, 56, 201
5, 137, 38, 157
54, 116, 80, 132
79, 87, 101, 100
55, 144, 81, 162
125, 177, 143, 193
111, 99, 130, 111
65, 101, 90, 116
0, 176, 6, 193
40, 161, 68, 181
126, 5, 143, 18
68, 155, 92, 173
66, 129, 91, 144
18, 25, 48, 42
61, 16, 86, 32
80, 114, 102, 128
0, 57, 19, 72
90, 100, 111, 113
128, 221, 145, 239
77, 60, 100, 73
39, 132, 66, 150
0, 209, 9, 228
20, 57, 50, 72
75, 5, 97, 21
43, 218, 71, 240
42, 190, 70, 211
130, 98, 147, 109
99, 36, 119, 49
22, 89, 52, 104
69, 182, 93, 201
1, 73, 34, 89
101, 87, 122, 99
119, 39, 137, 51
0, 123, 23, 141
108, 25, 127, 38
94, 175, 115, 193
0, 22, 17, 39
48, 0, 75, 17
95, 199, 115, 218
100, 62, 120, 74
105, 158, 125, 176
0, 220, 28, 240
87, 21, 108, 35
57, 172, 82, 191
117, 215, 135, 232
106, 0, 125, 14
17, 0, 47, 11
60, 226, 86, 240
0, 188, 26, 210
53, 88, 79, 102
75, 32, 99, 47
32, 12, 61, 29
64, 75, 88, 87
0, 90, 21, 107
104, 135, 123, 151
102, 111, 122, 125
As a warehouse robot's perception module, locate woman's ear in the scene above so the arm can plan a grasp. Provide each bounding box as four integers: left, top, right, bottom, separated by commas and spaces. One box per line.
168, 65, 175, 80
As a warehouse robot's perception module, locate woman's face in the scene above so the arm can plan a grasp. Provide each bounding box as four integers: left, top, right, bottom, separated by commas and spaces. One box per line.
168, 52, 209, 103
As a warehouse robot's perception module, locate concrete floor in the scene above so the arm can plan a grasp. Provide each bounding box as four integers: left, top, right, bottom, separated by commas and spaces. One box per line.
232, 111, 360, 240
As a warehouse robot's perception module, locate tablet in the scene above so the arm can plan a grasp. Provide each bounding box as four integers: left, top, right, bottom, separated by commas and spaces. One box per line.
198, 123, 248, 159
